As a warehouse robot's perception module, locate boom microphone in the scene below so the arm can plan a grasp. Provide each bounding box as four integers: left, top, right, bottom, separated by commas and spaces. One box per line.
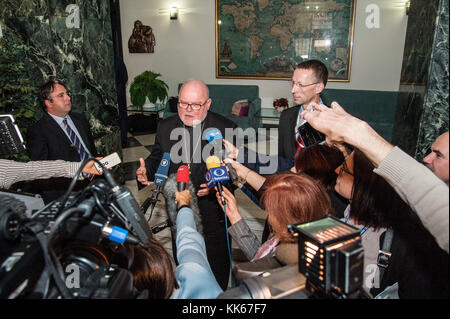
176, 165, 189, 192
162, 173, 203, 237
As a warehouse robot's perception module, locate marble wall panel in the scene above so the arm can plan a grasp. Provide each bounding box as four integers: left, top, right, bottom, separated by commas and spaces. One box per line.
392, 0, 448, 160
415, 0, 449, 159
1, 0, 124, 183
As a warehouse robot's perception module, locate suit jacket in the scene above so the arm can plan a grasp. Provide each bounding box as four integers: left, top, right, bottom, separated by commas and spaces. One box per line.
278, 106, 301, 160
27, 112, 97, 203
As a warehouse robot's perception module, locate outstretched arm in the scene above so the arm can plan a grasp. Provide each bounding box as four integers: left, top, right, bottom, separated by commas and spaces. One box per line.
302, 101, 449, 253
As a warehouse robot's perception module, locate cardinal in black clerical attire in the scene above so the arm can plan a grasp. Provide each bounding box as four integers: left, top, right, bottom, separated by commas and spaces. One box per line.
136, 80, 237, 289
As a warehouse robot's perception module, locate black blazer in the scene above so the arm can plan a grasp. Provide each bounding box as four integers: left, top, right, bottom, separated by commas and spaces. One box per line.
26, 112, 97, 203
28, 112, 97, 161
277, 106, 301, 160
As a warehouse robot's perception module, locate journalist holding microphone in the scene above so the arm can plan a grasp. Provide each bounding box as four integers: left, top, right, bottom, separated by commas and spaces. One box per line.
129, 188, 223, 299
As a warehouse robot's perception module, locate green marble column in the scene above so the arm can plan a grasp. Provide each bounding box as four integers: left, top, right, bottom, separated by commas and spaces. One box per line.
0, 0, 124, 183
415, 0, 449, 160
392, 0, 449, 160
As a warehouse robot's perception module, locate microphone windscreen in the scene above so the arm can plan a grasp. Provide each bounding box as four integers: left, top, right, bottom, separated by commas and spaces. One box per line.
162, 174, 203, 237
176, 165, 190, 184
206, 155, 221, 170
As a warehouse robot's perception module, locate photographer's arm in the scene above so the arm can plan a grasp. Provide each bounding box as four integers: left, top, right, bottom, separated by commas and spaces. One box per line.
223, 158, 266, 192
0, 159, 102, 189
216, 187, 261, 260
303, 102, 449, 253
302, 102, 393, 167
172, 190, 223, 299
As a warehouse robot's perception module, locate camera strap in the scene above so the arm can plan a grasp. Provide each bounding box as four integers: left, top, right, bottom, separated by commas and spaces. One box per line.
377, 228, 394, 282
26, 222, 73, 299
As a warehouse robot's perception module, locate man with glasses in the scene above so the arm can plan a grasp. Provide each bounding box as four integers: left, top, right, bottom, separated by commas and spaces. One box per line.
136, 80, 237, 290
278, 60, 328, 160
27, 78, 98, 203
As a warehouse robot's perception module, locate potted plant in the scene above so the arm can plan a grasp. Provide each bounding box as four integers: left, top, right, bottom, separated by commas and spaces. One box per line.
129, 70, 169, 108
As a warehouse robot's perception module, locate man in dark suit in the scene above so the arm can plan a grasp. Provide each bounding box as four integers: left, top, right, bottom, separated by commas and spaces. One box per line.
136, 80, 237, 290
278, 60, 328, 160
27, 79, 97, 203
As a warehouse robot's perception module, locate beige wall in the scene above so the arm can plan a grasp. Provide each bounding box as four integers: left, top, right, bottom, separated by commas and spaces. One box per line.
120, 0, 408, 107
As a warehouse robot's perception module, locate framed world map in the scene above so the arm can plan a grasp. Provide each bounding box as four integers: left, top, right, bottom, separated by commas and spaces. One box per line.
215, 0, 356, 81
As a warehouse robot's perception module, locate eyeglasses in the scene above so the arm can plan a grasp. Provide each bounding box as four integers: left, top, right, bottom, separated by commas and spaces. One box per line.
291, 81, 319, 89
53, 91, 71, 99
339, 160, 354, 177
178, 99, 208, 111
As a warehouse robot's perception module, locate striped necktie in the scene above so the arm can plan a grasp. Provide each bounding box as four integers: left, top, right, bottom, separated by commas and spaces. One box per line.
63, 118, 90, 161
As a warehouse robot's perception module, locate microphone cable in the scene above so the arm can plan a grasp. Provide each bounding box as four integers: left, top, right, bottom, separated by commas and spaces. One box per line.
222, 202, 234, 287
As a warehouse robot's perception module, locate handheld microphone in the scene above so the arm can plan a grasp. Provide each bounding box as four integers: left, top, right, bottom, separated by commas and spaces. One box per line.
154, 152, 171, 188
205, 156, 229, 206
205, 128, 238, 183
205, 128, 226, 160
176, 165, 190, 192
142, 152, 171, 223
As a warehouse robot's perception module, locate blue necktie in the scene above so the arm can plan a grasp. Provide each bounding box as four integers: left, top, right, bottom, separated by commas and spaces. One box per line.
63, 118, 93, 179
63, 118, 90, 161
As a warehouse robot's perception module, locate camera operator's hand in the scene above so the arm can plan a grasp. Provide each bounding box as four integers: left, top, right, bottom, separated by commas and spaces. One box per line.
215, 186, 242, 225
175, 189, 191, 209
136, 157, 154, 186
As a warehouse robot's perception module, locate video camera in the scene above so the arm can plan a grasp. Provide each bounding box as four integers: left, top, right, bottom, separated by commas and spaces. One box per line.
218, 215, 370, 299
0, 115, 152, 299
0, 173, 153, 299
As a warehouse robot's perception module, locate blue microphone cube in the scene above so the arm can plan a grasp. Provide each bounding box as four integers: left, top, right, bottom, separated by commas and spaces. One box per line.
109, 226, 128, 244
206, 166, 229, 188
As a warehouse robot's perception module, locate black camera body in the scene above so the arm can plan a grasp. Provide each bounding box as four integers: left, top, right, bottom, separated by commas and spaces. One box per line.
0, 178, 148, 299
218, 216, 369, 299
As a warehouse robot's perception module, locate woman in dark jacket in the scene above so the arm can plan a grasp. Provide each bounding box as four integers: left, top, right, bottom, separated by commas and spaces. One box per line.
337, 149, 449, 298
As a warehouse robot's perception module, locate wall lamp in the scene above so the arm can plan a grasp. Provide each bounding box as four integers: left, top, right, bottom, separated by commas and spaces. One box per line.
170, 7, 178, 20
